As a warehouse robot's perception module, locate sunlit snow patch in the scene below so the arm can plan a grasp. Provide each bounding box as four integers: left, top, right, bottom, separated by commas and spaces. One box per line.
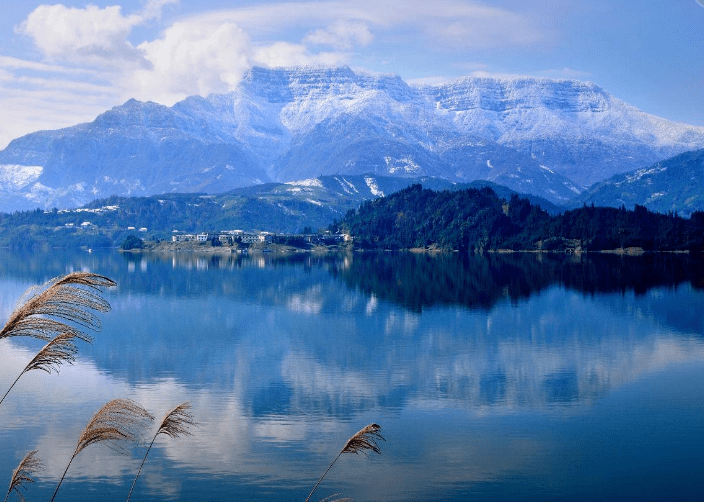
333, 177, 357, 195
364, 176, 384, 197
24, 182, 54, 203
617, 165, 668, 186
342, 178, 359, 194
0, 164, 42, 190
285, 178, 323, 188
385, 156, 421, 174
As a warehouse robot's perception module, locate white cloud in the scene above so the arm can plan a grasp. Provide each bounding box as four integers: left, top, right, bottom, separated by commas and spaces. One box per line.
414, 3, 543, 49
0, 70, 117, 148
304, 20, 374, 50
132, 21, 252, 102
129, 19, 351, 104
141, 0, 180, 21
188, 0, 543, 50
124, 0, 544, 97
17, 4, 144, 66
253, 42, 348, 68
11, 0, 546, 90
0, 55, 94, 75
537, 67, 593, 80
15, 0, 179, 68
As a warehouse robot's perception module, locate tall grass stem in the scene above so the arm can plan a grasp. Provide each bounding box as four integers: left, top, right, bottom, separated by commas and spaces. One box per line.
304, 423, 384, 502
126, 402, 194, 502
0, 333, 79, 406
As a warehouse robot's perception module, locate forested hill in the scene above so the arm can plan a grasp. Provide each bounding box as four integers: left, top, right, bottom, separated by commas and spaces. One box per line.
331, 184, 704, 252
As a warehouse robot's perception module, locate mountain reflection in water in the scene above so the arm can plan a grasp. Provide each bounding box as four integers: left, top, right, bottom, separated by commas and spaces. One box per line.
0, 249, 703, 501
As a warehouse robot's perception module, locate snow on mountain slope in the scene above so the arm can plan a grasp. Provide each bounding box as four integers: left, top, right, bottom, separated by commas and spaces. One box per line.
0, 164, 42, 191
575, 148, 704, 216
426, 76, 704, 186
1, 66, 703, 213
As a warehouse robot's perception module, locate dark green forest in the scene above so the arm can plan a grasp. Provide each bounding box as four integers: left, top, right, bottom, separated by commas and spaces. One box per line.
331, 184, 704, 252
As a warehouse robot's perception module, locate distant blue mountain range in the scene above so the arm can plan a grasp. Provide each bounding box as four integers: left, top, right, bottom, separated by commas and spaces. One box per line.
575, 148, 704, 217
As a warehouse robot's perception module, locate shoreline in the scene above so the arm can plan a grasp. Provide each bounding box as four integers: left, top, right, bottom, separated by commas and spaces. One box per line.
122, 241, 694, 256
122, 240, 352, 255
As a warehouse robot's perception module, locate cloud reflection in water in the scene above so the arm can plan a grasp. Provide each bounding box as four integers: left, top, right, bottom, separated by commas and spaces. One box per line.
1, 250, 704, 501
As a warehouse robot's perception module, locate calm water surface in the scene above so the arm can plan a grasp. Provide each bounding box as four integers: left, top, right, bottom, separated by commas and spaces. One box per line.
0, 250, 703, 501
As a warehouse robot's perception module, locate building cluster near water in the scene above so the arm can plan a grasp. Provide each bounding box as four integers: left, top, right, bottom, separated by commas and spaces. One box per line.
171, 230, 350, 245
171, 230, 272, 244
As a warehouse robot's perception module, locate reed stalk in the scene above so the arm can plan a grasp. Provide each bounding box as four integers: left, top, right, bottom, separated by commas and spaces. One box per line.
0, 333, 78, 406
304, 423, 384, 502
126, 402, 195, 502
3, 450, 42, 502
50, 399, 153, 502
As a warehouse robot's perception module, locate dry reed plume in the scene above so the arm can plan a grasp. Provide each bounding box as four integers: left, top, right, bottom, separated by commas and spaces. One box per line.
3, 450, 42, 502
304, 423, 384, 502
0, 272, 115, 343
50, 399, 154, 502
126, 402, 195, 502
0, 333, 79, 406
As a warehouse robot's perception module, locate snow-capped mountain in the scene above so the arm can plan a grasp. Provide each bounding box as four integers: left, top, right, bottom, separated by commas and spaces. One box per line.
1, 66, 703, 212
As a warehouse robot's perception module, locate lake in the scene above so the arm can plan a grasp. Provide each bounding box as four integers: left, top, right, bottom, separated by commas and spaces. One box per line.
1, 249, 704, 501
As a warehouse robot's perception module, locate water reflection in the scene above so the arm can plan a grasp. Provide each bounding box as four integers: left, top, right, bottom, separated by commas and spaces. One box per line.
1, 250, 704, 501
1, 250, 703, 411
1, 249, 701, 307
335, 251, 704, 310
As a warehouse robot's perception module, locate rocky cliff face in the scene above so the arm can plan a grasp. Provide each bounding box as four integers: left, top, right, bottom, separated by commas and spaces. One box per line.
1, 66, 703, 212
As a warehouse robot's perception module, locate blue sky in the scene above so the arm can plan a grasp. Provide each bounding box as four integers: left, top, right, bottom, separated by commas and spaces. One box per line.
0, 0, 703, 148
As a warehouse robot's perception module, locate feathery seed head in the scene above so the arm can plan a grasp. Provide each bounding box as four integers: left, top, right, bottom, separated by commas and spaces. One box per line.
75, 399, 154, 456
157, 402, 196, 439
5, 450, 43, 502
24, 333, 79, 375
0, 272, 115, 342
341, 423, 384, 456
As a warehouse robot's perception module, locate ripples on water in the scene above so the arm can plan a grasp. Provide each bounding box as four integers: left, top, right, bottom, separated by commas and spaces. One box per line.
0, 250, 703, 501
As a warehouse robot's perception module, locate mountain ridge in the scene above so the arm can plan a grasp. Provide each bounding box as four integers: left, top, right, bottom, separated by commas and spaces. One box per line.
1, 65, 703, 213
575, 148, 704, 216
